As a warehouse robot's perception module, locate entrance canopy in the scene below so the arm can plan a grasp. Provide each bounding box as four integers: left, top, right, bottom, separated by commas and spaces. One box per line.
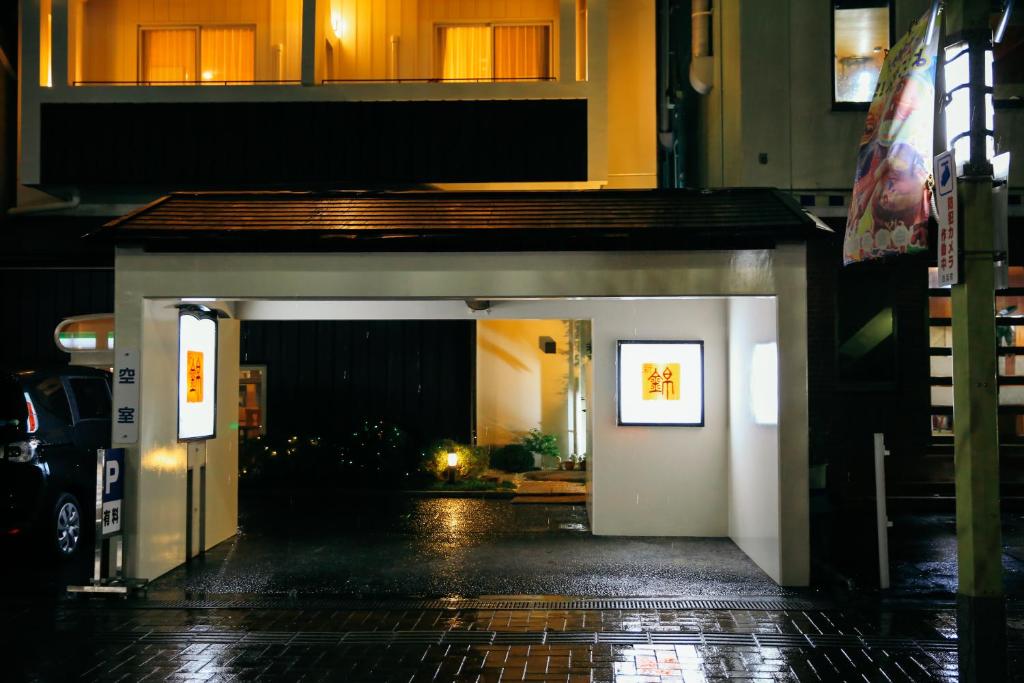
99, 188, 821, 251
97, 189, 828, 589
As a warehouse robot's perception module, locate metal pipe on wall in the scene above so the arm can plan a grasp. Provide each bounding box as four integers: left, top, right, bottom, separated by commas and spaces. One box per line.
689, 0, 713, 94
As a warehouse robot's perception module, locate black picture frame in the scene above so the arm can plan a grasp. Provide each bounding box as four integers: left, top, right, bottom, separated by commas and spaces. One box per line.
616, 340, 705, 427
831, 0, 894, 111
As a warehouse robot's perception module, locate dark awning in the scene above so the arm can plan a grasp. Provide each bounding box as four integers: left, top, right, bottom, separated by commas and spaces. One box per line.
96, 188, 829, 252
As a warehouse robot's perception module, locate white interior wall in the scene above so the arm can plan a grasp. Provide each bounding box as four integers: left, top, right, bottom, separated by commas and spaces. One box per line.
727, 297, 781, 582
476, 319, 570, 455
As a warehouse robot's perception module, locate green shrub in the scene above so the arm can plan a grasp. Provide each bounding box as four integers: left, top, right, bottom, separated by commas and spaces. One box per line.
520, 429, 560, 459
491, 443, 535, 472
420, 439, 489, 480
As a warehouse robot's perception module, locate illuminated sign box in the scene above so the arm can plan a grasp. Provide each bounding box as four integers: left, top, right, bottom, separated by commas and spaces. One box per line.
178, 309, 218, 441
617, 340, 704, 426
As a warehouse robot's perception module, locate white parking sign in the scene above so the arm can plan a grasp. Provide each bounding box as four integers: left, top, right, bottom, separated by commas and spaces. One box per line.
934, 150, 958, 287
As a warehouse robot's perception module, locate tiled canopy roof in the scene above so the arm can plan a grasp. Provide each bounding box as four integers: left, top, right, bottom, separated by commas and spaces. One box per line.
99, 188, 827, 252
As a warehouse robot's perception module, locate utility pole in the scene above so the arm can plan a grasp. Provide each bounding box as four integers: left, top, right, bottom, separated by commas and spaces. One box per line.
945, 1, 1006, 680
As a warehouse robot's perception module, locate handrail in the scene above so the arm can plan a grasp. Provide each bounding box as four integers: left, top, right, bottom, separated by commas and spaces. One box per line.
72, 80, 302, 86
321, 76, 557, 84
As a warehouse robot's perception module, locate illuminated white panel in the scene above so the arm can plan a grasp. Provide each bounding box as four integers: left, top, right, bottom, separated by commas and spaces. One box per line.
750, 343, 778, 426
178, 313, 218, 441
931, 385, 953, 406
617, 341, 703, 426
930, 356, 953, 377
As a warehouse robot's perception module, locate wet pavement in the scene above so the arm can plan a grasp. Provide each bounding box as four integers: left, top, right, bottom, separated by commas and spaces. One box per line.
887, 512, 1024, 597
5, 596, 1020, 681
3, 495, 1024, 680
145, 492, 787, 600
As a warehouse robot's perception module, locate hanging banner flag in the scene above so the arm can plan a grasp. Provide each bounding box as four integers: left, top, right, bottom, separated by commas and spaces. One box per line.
844, 10, 939, 265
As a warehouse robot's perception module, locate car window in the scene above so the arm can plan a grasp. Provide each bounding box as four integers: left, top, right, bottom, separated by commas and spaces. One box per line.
31, 376, 73, 424
68, 377, 112, 420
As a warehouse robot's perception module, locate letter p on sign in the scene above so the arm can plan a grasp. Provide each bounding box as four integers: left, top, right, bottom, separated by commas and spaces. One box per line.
105, 460, 120, 495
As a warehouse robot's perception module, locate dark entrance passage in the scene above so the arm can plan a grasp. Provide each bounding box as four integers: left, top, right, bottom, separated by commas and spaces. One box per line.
148, 493, 785, 600
240, 320, 474, 445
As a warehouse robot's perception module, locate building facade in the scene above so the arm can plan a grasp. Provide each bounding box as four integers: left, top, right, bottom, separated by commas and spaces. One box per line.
4, 0, 1024, 587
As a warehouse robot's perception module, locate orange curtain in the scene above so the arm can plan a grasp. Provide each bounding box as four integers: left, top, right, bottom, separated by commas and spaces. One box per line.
438, 26, 492, 81
141, 29, 197, 84
494, 25, 550, 80
201, 27, 256, 84
39, 0, 52, 86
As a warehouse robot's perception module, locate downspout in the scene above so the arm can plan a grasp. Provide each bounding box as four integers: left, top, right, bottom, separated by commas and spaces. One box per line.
7, 189, 81, 215
657, 0, 673, 188
689, 0, 713, 95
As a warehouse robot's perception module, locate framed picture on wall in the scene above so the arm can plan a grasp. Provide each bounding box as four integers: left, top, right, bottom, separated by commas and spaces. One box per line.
617, 340, 704, 427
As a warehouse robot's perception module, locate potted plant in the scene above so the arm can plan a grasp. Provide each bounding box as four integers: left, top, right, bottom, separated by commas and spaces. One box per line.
520, 429, 560, 469
565, 454, 577, 471
578, 454, 587, 472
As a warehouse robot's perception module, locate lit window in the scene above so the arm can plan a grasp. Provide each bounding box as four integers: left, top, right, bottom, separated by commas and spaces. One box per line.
40, 0, 52, 87
140, 26, 255, 85
437, 24, 551, 82
141, 29, 197, 84
833, 1, 891, 104
576, 0, 588, 81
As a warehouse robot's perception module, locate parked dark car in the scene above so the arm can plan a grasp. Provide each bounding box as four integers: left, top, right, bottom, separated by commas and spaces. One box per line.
1, 367, 111, 558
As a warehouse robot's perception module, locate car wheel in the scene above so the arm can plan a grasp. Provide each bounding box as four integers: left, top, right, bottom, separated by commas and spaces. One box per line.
53, 493, 83, 559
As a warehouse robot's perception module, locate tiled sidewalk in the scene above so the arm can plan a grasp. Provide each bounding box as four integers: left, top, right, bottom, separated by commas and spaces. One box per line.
2, 601, 1020, 681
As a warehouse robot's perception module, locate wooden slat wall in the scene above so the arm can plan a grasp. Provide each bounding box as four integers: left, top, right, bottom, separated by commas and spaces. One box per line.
328, 0, 558, 81
74, 0, 302, 83
240, 320, 474, 445
41, 99, 588, 186
0, 269, 115, 368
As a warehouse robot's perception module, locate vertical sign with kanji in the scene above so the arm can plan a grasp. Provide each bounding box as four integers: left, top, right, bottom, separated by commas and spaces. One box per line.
113, 349, 140, 443
935, 150, 958, 286
101, 448, 125, 536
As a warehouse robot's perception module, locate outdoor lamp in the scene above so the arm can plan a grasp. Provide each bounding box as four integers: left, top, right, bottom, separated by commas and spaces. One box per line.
942, 41, 995, 167
447, 451, 458, 484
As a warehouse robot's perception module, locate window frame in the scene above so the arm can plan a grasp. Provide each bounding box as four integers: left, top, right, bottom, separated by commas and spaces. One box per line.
137, 23, 257, 85
65, 376, 112, 424
433, 21, 555, 82
992, 9, 1024, 108
830, 0, 894, 111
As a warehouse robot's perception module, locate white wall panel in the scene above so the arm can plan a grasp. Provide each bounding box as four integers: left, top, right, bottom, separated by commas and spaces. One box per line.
727, 297, 781, 582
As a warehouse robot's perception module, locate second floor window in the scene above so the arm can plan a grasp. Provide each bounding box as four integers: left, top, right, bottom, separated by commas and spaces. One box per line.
437, 24, 551, 82
140, 26, 255, 85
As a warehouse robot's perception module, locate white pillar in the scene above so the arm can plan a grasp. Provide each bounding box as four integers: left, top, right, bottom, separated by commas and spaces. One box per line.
559, 0, 575, 83
20, 0, 43, 185
50, 0, 68, 89
775, 243, 811, 586
301, 0, 318, 85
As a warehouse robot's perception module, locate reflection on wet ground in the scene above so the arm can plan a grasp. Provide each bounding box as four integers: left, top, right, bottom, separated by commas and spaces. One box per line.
888, 512, 1024, 597
1, 598, 1019, 681
147, 492, 787, 599
2, 495, 1024, 679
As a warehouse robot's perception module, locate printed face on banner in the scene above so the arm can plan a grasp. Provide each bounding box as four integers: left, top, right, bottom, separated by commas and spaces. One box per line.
178, 314, 217, 441
619, 342, 703, 426
844, 9, 938, 265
